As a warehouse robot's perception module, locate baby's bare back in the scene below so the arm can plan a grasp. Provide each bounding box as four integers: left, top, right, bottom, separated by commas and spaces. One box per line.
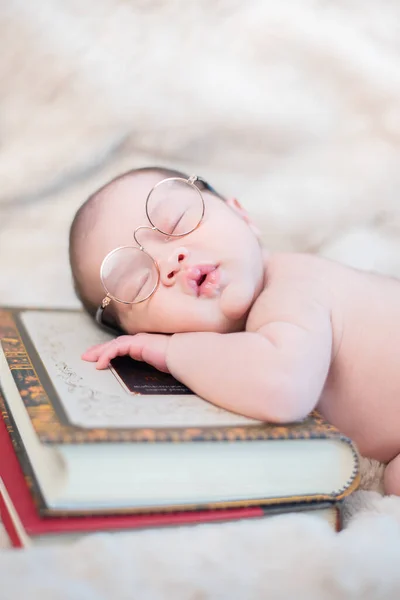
309, 259, 400, 463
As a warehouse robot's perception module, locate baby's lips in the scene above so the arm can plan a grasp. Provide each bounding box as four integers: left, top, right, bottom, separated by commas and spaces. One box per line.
181, 267, 201, 295
180, 264, 219, 296
186, 264, 215, 278
199, 267, 221, 298
206, 269, 219, 284
186, 266, 202, 280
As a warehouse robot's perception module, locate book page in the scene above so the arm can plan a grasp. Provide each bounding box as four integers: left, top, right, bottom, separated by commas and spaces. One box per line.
19, 311, 258, 429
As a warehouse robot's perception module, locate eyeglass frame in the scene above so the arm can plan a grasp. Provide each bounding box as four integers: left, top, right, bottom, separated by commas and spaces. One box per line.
95, 174, 223, 334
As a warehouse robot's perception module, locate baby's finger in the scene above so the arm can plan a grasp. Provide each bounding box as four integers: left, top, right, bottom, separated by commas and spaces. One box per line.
82, 336, 128, 361
95, 352, 114, 369
95, 338, 142, 369
82, 349, 102, 362
81, 342, 113, 361
95, 347, 129, 369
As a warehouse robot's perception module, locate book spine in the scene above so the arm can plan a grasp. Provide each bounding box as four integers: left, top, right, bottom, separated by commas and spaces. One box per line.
0, 393, 47, 514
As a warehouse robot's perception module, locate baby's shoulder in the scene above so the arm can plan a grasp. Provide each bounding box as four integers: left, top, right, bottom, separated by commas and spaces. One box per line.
246, 252, 334, 333
266, 251, 332, 280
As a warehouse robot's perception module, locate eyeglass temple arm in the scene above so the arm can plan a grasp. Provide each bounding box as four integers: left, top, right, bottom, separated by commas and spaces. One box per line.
195, 177, 225, 201
95, 304, 124, 336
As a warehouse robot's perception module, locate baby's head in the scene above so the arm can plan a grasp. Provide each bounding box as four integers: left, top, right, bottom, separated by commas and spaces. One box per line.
69, 167, 265, 335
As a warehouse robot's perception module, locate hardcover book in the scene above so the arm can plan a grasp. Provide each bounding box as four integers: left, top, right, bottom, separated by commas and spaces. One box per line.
0, 307, 359, 515
0, 402, 342, 548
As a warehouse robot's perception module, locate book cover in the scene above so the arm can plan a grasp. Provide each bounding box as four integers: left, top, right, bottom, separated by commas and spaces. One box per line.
0, 307, 359, 451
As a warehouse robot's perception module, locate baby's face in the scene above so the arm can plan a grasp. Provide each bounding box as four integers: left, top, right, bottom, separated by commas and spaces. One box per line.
83, 172, 265, 334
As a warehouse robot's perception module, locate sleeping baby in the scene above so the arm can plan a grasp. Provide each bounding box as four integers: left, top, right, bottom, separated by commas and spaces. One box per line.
69, 166, 400, 495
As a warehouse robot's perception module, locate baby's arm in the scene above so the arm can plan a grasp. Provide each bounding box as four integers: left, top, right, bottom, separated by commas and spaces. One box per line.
166, 306, 332, 422
84, 285, 332, 423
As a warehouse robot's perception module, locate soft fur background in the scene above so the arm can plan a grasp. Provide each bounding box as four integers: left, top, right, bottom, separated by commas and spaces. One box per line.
1, 0, 400, 597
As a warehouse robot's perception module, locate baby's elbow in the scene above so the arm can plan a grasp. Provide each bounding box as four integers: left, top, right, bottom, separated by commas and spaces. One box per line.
254, 375, 312, 424
267, 403, 309, 424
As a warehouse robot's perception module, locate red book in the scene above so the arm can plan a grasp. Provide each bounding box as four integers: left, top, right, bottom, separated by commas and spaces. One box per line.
0, 409, 340, 547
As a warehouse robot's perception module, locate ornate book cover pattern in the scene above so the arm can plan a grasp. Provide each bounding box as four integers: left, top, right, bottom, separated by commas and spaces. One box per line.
0, 392, 46, 512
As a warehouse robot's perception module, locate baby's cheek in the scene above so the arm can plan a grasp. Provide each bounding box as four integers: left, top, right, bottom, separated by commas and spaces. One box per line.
147, 294, 234, 334
220, 280, 255, 321
146, 300, 185, 333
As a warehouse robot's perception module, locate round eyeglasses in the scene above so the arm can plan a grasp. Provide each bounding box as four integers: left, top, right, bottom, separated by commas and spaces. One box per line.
96, 175, 206, 330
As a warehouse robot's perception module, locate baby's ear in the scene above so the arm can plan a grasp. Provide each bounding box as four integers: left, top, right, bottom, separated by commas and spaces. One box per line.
226, 197, 261, 238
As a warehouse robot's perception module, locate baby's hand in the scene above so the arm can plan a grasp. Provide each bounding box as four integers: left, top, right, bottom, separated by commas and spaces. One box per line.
82, 333, 171, 373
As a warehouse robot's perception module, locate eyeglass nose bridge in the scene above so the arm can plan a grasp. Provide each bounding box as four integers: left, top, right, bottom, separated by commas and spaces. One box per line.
133, 225, 157, 249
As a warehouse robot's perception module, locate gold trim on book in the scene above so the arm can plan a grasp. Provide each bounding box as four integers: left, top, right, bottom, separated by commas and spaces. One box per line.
37, 496, 345, 517
36, 492, 353, 518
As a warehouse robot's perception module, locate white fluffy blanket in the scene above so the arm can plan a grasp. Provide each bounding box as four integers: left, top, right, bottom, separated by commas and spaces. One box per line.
1, 0, 400, 596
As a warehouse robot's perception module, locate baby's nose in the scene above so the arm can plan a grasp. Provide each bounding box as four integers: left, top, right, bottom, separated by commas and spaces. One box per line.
159, 247, 189, 286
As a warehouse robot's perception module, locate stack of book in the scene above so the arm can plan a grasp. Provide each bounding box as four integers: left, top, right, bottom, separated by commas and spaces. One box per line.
0, 307, 360, 547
